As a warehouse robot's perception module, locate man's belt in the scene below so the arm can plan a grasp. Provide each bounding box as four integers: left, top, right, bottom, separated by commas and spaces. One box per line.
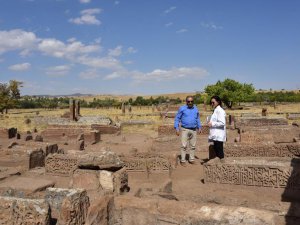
182, 127, 197, 131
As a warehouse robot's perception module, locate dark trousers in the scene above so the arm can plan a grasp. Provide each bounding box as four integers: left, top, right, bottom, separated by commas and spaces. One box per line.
213, 141, 224, 159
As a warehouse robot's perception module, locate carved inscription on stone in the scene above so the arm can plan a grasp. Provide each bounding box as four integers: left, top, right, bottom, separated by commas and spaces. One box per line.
45, 154, 78, 176
224, 143, 300, 158
121, 154, 171, 172
204, 163, 300, 189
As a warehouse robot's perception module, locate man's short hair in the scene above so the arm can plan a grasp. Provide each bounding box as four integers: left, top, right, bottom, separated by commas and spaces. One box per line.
186, 96, 194, 101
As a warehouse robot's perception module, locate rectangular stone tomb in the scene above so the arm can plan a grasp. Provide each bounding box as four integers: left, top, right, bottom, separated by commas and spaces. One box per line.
121, 154, 171, 172
239, 126, 299, 143
45, 154, 78, 176
235, 117, 288, 128
45, 187, 89, 225
204, 157, 300, 189
224, 143, 300, 158
0, 196, 50, 225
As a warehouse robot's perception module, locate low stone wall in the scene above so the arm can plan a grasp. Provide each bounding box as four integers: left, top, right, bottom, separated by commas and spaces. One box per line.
0, 196, 50, 225
91, 124, 120, 134
224, 143, 300, 158
204, 157, 300, 189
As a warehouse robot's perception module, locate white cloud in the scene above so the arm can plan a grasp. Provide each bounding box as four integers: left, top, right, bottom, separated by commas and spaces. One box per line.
176, 29, 188, 33
0, 29, 38, 54
79, 69, 100, 79
45, 65, 71, 76
79, 0, 91, 3
8, 63, 31, 71
133, 67, 208, 82
165, 22, 173, 27
127, 47, 137, 54
108, 45, 122, 57
103, 72, 122, 80
114, 1, 120, 5
38, 38, 100, 59
164, 6, 176, 14
201, 22, 223, 30
77, 55, 121, 69
69, 8, 102, 25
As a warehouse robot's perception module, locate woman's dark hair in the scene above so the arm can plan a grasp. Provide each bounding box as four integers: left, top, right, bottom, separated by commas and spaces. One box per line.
210, 95, 222, 107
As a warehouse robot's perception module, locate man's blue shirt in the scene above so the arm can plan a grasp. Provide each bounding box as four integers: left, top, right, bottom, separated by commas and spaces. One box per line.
174, 105, 201, 131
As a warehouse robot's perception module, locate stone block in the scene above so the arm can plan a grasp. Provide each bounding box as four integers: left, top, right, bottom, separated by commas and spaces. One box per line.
204, 157, 300, 189
0, 177, 55, 197
224, 143, 300, 158
70, 169, 100, 191
29, 148, 45, 169
45, 154, 78, 176
235, 117, 288, 128
45, 188, 90, 225
0, 197, 50, 225
99, 170, 114, 192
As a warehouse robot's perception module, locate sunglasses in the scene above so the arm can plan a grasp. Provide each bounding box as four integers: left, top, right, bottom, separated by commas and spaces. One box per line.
187, 100, 194, 103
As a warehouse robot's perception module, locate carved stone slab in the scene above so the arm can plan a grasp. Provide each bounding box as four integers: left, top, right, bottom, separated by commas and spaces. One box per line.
45, 188, 89, 225
0, 196, 50, 225
45, 154, 78, 176
121, 153, 171, 172
204, 158, 300, 189
235, 117, 288, 128
224, 143, 300, 158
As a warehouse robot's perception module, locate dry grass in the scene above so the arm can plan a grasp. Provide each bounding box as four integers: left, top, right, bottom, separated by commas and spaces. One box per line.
1, 103, 299, 132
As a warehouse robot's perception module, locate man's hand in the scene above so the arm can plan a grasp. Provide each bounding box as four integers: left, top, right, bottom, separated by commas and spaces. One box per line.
197, 129, 202, 134
208, 121, 213, 127
176, 130, 180, 136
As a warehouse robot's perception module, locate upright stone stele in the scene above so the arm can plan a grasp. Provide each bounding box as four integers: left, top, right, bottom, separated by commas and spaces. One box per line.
69, 99, 76, 121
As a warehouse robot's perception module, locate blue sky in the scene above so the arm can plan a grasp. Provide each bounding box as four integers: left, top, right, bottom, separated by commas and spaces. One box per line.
0, 0, 299, 95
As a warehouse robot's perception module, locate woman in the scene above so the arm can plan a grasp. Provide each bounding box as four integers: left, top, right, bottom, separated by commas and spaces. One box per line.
208, 96, 226, 161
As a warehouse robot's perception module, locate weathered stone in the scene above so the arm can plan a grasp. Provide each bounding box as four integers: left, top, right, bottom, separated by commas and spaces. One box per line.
34, 134, 43, 142
120, 153, 171, 172
0, 167, 21, 181
78, 140, 85, 150
112, 167, 129, 194
7, 141, 18, 148
85, 195, 114, 225
112, 196, 276, 225
0, 196, 50, 225
70, 169, 100, 191
25, 134, 33, 141
45, 154, 78, 176
204, 157, 300, 189
29, 148, 45, 169
45, 143, 59, 156
235, 117, 288, 128
75, 149, 124, 169
99, 170, 114, 192
45, 188, 89, 225
224, 143, 300, 158
0, 177, 55, 197
157, 124, 209, 136
159, 179, 172, 193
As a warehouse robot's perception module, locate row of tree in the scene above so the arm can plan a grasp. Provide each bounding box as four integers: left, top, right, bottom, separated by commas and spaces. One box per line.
1, 79, 300, 112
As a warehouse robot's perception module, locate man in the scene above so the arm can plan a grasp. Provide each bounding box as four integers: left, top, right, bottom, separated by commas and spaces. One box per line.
174, 96, 202, 166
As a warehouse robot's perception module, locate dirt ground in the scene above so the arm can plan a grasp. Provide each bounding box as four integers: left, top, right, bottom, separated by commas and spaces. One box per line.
1, 105, 300, 224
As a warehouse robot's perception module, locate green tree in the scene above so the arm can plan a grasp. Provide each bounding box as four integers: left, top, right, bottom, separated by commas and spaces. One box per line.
0, 80, 23, 113
204, 78, 255, 108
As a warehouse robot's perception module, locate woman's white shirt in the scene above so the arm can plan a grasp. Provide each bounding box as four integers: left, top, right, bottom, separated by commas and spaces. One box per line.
208, 105, 226, 142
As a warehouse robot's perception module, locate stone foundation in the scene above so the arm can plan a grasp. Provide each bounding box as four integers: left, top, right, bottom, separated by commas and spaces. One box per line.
158, 124, 209, 136
235, 117, 288, 128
